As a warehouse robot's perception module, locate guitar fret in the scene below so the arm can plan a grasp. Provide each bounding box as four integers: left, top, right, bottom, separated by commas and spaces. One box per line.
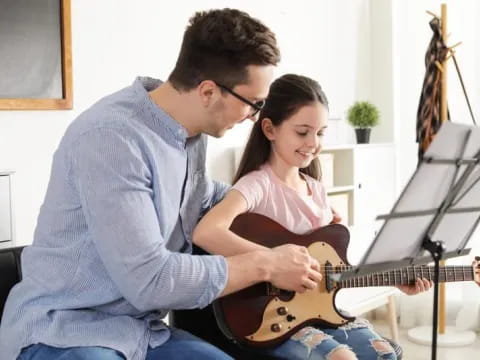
336, 264, 475, 290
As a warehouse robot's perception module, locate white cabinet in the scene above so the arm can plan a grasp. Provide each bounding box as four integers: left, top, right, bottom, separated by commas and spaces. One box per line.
352, 144, 396, 261
0, 171, 14, 243
322, 144, 396, 263
322, 144, 399, 340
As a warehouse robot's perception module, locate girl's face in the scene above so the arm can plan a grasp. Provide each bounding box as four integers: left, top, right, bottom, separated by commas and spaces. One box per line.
264, 102, 328, 169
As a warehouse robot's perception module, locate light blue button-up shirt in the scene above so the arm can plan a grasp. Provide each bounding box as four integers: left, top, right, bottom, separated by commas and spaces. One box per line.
0, 77, 229, 360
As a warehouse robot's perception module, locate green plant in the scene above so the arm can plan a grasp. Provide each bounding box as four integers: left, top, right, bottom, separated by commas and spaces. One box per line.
347, 101, 380, 128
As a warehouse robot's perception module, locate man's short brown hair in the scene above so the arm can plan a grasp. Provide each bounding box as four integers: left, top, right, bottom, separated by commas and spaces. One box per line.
168, 8, 280, 91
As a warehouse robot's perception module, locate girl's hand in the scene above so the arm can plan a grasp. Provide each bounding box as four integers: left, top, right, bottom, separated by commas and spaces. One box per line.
330, 207, 342, 224
397, 278, 433, 295
473, 256, 480, 286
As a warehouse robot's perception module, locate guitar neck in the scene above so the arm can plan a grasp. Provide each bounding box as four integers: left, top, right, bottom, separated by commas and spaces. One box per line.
336, 265, 474, 288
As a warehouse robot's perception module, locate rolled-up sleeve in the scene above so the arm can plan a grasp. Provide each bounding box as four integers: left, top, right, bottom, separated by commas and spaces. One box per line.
201, 178, 230, 216
70, 128, 227, 311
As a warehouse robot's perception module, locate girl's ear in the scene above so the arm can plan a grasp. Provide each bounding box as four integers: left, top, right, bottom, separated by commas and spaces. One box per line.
261, 118, 276, 141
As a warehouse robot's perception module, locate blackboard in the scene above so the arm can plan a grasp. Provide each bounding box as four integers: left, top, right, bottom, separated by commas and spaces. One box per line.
0, 0, 72, 110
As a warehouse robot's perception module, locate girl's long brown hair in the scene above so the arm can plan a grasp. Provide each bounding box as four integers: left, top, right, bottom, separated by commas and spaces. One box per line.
233, 74, 329, 183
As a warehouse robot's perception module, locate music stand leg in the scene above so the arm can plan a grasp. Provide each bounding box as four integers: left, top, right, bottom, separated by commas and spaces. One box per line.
407, 247, 477, 350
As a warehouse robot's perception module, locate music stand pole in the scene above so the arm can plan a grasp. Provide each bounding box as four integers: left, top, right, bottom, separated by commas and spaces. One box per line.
422, 237, 446, 360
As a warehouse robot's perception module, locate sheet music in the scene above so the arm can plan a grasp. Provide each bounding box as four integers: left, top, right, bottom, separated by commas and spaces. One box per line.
338, 122, 480, 278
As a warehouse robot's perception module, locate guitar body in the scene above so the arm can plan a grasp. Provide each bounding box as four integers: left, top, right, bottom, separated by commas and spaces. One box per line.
213, 213, 354, 348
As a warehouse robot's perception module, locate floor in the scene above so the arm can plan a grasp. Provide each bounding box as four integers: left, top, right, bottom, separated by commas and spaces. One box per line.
371, 318, 480, 360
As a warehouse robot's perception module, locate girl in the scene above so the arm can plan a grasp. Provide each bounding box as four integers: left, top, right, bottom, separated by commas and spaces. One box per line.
193, 74, 431, 360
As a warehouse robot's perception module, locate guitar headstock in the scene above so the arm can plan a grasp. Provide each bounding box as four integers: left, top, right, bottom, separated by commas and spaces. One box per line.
473, 256, 480, 286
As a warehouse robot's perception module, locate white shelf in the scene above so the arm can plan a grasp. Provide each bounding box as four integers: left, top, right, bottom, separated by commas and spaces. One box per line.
326, 185, 355, 194
323, 143, 394, 151
320, 144, 396, 232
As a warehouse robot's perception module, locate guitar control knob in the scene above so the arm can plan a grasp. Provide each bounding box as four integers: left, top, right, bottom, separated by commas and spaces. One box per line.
277, 306, 288, 315
271, 323, 282, 332
286, 315, 296, 322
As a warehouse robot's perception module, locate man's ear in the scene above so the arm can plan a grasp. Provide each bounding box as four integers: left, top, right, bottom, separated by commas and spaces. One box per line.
261, 118, 276, 141
197, 80, 218, 107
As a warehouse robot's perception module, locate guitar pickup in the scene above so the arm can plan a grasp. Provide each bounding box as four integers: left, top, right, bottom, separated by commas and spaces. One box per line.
325, 261, 336, 293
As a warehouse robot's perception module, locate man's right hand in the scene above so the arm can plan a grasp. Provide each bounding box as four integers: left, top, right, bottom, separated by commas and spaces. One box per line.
266, 244, 322, 293
221, 244, 323, 297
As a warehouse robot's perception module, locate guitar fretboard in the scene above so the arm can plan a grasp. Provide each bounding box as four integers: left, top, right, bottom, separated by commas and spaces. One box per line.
331, 265, 474, 288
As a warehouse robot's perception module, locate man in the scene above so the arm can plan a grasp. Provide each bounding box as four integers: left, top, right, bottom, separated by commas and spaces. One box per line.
0, 9, 322, 360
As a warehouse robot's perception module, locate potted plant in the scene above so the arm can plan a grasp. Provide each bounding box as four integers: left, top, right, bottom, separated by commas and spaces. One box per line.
346, 101, 380, 144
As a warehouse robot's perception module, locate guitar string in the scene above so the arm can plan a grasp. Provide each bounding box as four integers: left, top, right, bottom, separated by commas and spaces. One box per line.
324, 265, 474, 287
266, 266, 475, 293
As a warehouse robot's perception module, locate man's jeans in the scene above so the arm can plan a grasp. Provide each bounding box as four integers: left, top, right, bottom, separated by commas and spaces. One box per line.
18, 328, 233, 360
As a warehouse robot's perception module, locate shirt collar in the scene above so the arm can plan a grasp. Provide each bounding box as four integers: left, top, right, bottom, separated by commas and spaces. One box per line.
133, 76, 189, 147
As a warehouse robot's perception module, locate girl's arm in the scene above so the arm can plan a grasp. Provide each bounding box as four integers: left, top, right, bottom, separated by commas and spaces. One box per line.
193, 189, 268, 256
194, 189, 323, 296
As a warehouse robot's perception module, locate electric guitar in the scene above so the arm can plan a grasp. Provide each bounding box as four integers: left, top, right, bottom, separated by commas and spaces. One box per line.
213, 213, 480, 348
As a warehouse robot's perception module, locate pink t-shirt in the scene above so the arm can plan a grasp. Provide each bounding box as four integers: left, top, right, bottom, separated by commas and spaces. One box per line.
232, 164, 333, 234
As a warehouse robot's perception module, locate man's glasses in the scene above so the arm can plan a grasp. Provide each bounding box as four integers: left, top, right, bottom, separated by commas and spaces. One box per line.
217, 83, 265, 117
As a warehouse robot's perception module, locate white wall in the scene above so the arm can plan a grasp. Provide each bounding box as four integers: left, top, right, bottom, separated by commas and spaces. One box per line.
1, 1, 479, 265
206, 0, 374, 182
1, 0, 479, 331
0, 0, 373, 244
391, 0, 480, 326
392, 0, 480, 192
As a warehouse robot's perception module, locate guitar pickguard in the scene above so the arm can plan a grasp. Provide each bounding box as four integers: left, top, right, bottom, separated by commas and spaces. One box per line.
246, 241, 350, 342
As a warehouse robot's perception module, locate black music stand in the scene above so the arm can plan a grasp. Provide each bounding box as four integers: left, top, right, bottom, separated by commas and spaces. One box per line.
331, 122, 480, 360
